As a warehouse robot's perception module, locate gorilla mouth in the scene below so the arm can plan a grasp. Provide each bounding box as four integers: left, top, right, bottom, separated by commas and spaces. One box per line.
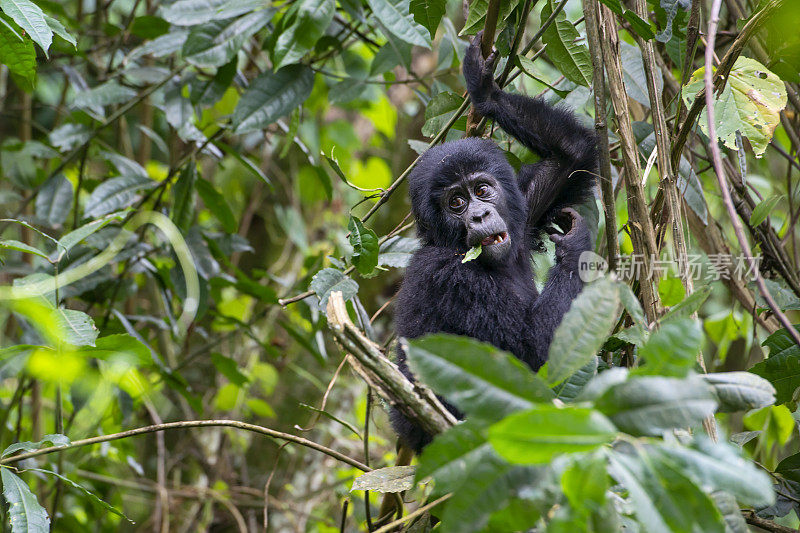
481, 231, 508, 246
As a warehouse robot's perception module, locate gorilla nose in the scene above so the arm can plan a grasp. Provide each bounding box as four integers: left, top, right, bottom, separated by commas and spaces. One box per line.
470, 209, 490, 224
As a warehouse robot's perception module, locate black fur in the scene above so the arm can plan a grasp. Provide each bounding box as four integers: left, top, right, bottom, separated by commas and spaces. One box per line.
391, 35, 598, 452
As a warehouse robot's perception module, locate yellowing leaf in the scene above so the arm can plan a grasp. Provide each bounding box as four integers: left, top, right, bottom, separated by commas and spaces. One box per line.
683, 57, 787, 157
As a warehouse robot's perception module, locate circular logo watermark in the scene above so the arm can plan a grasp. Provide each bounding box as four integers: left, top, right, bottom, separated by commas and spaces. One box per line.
578, 251, 608, 282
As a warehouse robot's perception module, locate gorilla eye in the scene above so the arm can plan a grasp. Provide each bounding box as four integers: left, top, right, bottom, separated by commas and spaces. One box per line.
475, 183, 490, 197
449, 196, 466, 211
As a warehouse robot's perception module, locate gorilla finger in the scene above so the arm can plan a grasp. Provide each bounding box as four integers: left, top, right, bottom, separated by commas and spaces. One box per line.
549, 233, 564, 244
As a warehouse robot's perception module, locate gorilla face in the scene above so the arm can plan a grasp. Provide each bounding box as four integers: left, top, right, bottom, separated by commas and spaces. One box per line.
441, 172, 512, 262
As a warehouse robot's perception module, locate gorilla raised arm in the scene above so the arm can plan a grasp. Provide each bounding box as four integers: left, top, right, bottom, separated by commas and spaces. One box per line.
391, 35, 598, 452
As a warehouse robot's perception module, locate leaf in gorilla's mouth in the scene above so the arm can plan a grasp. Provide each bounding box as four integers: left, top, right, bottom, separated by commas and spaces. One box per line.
481, 231, 508, 247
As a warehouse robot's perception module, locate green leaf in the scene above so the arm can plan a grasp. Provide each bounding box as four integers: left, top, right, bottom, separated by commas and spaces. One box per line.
2, 434, 69, 458
404, 334, 553, 421
183, 10, 271, 69
171, 165, 196, 232
633, 319, 701, 377
35, 174, 73, 227
750, 195, 783, 227
273, 0, 334, 70
655, 438, 775, 507
488, 405, 617, 464
0, 14, 35, 90
657, 276, 685, 306
196, 178, 237, 233
232, 64, 314, 134
351, 466, 416, 493
348, 216, 379, 275
699, 371, 775, 412
58, 211, 126, 257
421, 91, 465, 137
0, 0, 51, 55
620, 42, 663, 107
211, 353, 249, 387
750, 325, 800, 404
546, 276, 620, 385
608, 449, 726, 533
661, 285, 711, 321
43, 14, 75, 47
461, 0, 520, 36
310, 268, 359, 310
159, 0, 263, 26
595, 376, 717, 436
683, 57, 788, 157
377, 236, 419, 268
73, 80, 137, 110
29, 468, 133, 522
190, 58, 237, 106
0, 239, 49, 260
84, 175, 155, 218
597, 0, 655, 40
55, 309, 98, 346
366, 0, 430, 48
409, 0, 445, 38
540, 0, 592, 87
553, 357, 598, 402
1, 468, 50, 532
461, 244, 481, 263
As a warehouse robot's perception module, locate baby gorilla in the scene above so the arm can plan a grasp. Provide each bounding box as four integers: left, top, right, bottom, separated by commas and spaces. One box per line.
391, 33, 598, 452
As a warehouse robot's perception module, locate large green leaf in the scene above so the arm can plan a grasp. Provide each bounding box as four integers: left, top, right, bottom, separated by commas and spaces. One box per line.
489, 405, 617, 464
655, 438, 775, 507
232, 64, 314, 134
84, 175, 155, 218
632, 318, 701, 377
683, 57, 788, 157
273, 0, 334, 70
404, 334, 553, 422
366, 0, 430, 48
1, 468, 50, 533
421, 91, 465, 137
159, 0, 263, 26
182, 10, 271, 69
546, 276, 620, 385
35, 174, 73, 227
461, 0, 520, 36
0, 0, 51, 55
699, 372, 775, 412
540, 0, 592, 87
594, 376, 717, 436
409, 0, 445, 39
348, 216, 378, 276
750, 325, 800, 404
55, 309, 98, 346
608, 450, 726, 533
0, 14, 35, 90
310, 268, 358, 310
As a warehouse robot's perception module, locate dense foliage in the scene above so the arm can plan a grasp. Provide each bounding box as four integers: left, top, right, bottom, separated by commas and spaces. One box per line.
1, 0, 800, 531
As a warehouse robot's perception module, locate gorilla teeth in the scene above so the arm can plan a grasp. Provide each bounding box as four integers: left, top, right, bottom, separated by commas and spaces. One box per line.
481, 232, 508, 246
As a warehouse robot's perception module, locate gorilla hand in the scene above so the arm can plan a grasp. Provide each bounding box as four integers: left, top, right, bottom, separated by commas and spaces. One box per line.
549, 208, 591, 270
463, 31, 500, 112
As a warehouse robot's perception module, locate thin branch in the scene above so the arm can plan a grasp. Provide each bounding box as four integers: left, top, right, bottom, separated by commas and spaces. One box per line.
0, 420, 371, 472
702, 0, 800, 346
372, 494, 452, 533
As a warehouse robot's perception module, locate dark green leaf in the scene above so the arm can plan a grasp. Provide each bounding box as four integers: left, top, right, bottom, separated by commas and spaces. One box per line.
540, 0, 592, 87
310, 268, 359, 310
409, 0, 445, 38
553, 357, 598, 401
366, 0, 430, 48
348, 216, 379, 275
546, 276, 620, 385
1, 468, 50, 532
196, 178, 237, 233
421, 91, 464, 137
0, 14, 35, 90
489, 405, 617, 464
171, 165, 196, 232
700, 371, 775, 412
633, 319, 701, 377
29, 468, 133, 522
750, 325, 800, 404
183, 10, 271, 69
273, 0, 334, 69
750, 195, 782, 227
377, 236, 419, 268
35, 174, 73, 227
232, 65, 314, 134
404, 334, 553, 421
84, 175, 155, 218
159, 0, 263, 26
595, 376, 717, 436
211, 353, 249, 387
